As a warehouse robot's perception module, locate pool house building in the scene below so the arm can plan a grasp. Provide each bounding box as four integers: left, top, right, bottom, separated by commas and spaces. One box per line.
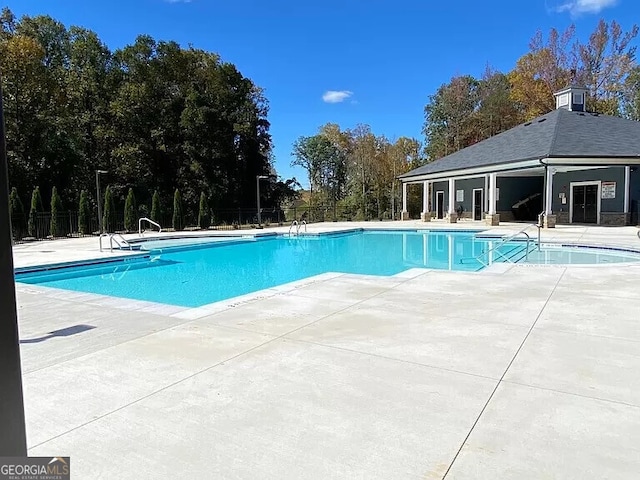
399, 86, 640, 227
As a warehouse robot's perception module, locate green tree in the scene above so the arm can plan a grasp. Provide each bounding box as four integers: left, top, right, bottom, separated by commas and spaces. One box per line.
172, 189, 183, 231
9, 187, 24, 239
9, 187, 23, 218
124, 187, 136, 232
27, 186, 43, 237
622, 66, 640, 120
102, 185, 115, 232
78, 190, 91, 235
423, 75, 480, 160
49, 186, 62, 237
198, 192, 209, 229
150, 190, 161, 223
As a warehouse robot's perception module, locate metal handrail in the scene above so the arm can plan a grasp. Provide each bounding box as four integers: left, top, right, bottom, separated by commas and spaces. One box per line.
461, 224, 538, 266
109, 233, 131, 252
99, 233, 132, 252
288, 219, 308, 236
139, 217, 162, 236
99, 233, 110, 252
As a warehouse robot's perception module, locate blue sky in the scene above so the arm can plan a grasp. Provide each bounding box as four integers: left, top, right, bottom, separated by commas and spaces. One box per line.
5, 0, 637, 185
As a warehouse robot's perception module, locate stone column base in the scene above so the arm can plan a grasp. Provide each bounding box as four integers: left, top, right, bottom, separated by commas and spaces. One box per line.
401, 211, 410, 221
485, 214, 500, 226
447, 213, 458, 223
420, 212, 431, 222
543, 214, 556, 229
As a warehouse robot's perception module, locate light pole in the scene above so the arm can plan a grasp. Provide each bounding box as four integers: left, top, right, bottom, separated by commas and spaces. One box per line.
256, 175, 268, 227
95, 170, 108, 233
0, 79, 27, 455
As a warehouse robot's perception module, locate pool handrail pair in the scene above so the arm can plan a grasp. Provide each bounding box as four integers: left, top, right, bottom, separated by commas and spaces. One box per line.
462, 223, 539, 267
288, 220, 307, 236
99, 233, 132, 253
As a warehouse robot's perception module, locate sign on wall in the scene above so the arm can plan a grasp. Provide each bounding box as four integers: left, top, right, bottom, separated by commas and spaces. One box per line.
456, 190, 464, 202
601, 181, 616, 199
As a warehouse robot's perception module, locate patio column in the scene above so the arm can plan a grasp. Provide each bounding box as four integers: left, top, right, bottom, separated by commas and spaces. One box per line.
447, 178, 457, 223
485, 173, 499, 226
401, 182, 409, 220
484, 174, 489, 213
543, 167, 556, 228
624, 166, 631, 224
421, 180, 431, 222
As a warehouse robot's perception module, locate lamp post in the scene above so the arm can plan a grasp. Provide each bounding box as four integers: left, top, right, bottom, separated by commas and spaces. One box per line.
95, 170, 108, 233
256, 175, 268, 227
0, 80, 27, 455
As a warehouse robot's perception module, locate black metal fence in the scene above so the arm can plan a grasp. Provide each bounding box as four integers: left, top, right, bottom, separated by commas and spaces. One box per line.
10, 205, 399, 243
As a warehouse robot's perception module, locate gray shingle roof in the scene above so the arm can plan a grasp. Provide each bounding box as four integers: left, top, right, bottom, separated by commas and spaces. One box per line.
400, 108, 640, 179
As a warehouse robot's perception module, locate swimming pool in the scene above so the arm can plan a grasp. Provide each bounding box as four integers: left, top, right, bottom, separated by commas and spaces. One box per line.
15, 230, 640, 308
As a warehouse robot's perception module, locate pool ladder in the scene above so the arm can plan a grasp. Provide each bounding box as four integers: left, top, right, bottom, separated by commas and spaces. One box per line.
99, 233, 132, 252
460, 223, 539, 267
288, 220, 307, 236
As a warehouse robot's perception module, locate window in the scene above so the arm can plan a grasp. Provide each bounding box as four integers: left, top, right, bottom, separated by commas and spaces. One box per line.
558, 93, 570, 106
572, 93, 584, 104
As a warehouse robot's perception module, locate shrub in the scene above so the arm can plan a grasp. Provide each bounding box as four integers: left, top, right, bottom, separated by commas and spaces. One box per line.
151, 190, 161, 223
103, 185, 115, 233
49, 187, 63, 238
124, 188, 136, 232
9, 187, 25, 240
198, 192, 209, 229
27, 186, 43, 237
78, 190, 91, 235
172, 189, 183, 231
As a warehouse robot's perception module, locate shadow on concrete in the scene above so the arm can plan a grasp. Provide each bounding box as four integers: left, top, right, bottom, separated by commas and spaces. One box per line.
20, 324, 96, 344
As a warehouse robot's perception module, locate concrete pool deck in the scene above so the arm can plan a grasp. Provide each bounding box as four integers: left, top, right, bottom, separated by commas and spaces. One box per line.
12, 221, 640, 479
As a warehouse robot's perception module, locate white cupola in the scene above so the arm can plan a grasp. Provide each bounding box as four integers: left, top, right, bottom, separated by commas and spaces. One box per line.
553, 86, 588, 112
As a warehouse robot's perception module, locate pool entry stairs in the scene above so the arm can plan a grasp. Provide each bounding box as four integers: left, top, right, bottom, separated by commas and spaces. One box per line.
464, 223, 541, 268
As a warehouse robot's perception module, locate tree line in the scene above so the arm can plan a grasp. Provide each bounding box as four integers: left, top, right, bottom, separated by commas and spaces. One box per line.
0, 7, 298, 231
292, 124, 423, 220
423, 20, 640, 160
292, 20, 640, 219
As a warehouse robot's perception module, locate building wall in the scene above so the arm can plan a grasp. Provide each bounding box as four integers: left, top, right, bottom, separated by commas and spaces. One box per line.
431, 181, 449, 217
552, 167, 627, 225
452, 178, 485, 218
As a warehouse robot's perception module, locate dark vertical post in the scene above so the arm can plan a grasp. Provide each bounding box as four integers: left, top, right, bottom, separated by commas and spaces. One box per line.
0, 82, 28, 455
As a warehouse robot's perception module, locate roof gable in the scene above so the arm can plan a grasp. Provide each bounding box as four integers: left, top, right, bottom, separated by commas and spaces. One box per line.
401, 109, 640, 179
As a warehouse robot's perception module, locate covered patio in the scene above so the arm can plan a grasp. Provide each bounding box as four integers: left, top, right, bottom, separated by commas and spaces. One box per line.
399, 86, 640, 227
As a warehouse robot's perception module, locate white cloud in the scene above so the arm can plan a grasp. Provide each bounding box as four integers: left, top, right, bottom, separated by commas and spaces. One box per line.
322, 90, 353, 104
554, 0, 618, 15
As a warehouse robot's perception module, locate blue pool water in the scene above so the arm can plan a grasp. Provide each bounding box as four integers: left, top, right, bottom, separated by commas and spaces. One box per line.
16, 230, 640, 307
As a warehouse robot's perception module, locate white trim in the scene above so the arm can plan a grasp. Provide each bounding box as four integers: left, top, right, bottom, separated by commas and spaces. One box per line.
569, 181, 601, 225
472, 188, 483, 221
400, 159, 542, 183
545, 157, 640, 166
624, 166, 630, 214
435, 191, 445, 219
400, 157, 640, 184
484, 175, 489, 212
